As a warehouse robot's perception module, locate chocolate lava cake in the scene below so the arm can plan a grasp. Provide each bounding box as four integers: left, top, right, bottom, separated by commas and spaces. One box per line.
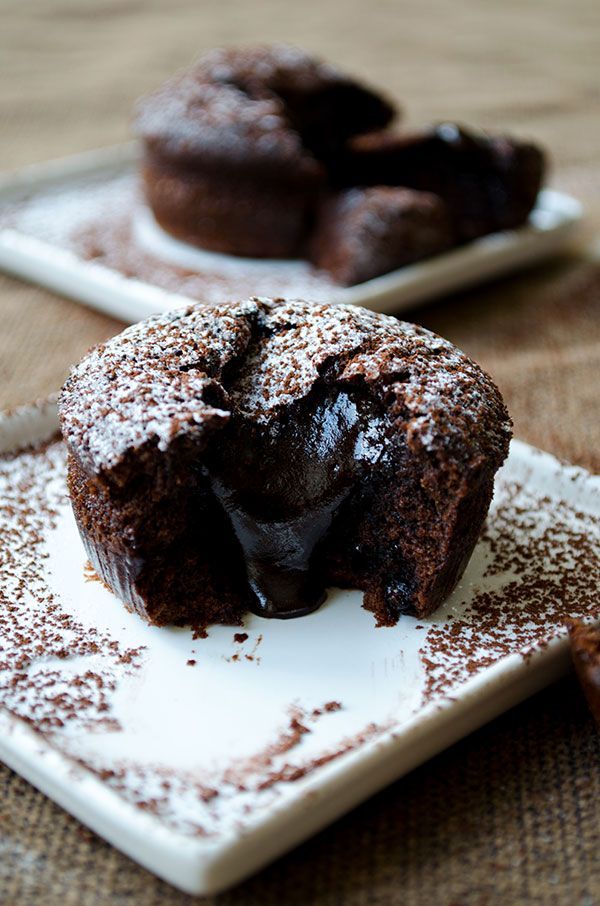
336, 123, 546, 241
309, 187, 454, 286
59, 298, 511, 628
569, 621, 600, 726
134, 45, 546, 281
134, 44, 394, 258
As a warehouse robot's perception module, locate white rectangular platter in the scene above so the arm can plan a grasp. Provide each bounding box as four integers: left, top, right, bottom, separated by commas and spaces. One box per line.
0, 144, 582, 323
0, 399, 598, 895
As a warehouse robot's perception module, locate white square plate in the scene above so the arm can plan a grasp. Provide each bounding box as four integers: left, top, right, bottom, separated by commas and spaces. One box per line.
0, 400, 598, 895
0, 144, 582, 323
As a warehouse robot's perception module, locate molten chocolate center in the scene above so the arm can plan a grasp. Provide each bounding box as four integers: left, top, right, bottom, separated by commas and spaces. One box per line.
206, 386, 387, 618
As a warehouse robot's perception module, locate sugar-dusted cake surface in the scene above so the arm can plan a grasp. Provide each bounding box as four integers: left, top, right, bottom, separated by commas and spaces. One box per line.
60, 298, 511, 626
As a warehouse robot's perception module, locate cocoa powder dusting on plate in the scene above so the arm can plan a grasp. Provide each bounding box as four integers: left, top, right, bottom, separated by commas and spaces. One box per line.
419, 478, 600, 703
0, 439, 144, 733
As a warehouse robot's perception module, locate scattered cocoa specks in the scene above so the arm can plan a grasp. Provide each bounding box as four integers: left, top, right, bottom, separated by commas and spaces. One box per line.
83, 560, 112, 592
225, 633, 263, 664
311, 701, 342, 718
0, 439, 143, 734
221, 702, 353, 794
245, 633, 263, 664
256, 721, 389, 792
0, 439, 372, 836
222, 707, 313, 789
419, 478, 600, 703
4, 430, 598, 840
72, 757, 216, 836
224, 633, 263, 663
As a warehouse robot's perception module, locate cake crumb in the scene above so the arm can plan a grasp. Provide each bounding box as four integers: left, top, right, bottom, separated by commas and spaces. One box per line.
191, 625, 209, 640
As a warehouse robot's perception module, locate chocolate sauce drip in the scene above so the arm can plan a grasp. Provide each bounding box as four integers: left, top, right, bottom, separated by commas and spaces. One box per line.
207, 386, 387, 618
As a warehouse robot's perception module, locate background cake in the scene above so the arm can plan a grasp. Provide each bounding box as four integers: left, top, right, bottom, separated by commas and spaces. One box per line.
134, 45, 394, 259
134, 45, 546, 282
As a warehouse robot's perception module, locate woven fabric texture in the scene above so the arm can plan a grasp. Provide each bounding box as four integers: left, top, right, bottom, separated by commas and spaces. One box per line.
1, 1, 599, 903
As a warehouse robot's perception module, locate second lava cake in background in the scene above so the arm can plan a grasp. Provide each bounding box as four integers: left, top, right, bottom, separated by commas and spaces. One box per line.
134, 44, 394, 259
133, 44, 546, 284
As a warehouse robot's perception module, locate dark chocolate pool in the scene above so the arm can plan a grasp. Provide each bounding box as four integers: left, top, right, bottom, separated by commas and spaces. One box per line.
206, 385, 388, 618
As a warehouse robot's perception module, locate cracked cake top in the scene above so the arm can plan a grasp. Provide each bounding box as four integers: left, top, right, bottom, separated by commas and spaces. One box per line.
133, 44, 395, 174
59, 298, 511, 483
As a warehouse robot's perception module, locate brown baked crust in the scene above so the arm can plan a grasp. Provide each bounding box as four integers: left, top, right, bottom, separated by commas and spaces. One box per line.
337, 123, 546, 241
308, 187, 454, 285
59, 298, 511, 627
141, 150, 320, 258
134, 46, 545, 271
134, 45, 395, 258
569, 621, 600, 726
186, 45, 396, 158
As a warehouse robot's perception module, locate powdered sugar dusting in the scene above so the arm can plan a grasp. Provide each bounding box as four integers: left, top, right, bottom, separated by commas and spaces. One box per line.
0, 438, 143, 734
60, 300, 256, 475
133, 43, 392, 174
60, 297, 510, 482
135, 77, 317, 175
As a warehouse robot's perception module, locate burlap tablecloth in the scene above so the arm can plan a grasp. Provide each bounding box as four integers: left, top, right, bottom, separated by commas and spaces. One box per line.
1, 1, 599, 903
